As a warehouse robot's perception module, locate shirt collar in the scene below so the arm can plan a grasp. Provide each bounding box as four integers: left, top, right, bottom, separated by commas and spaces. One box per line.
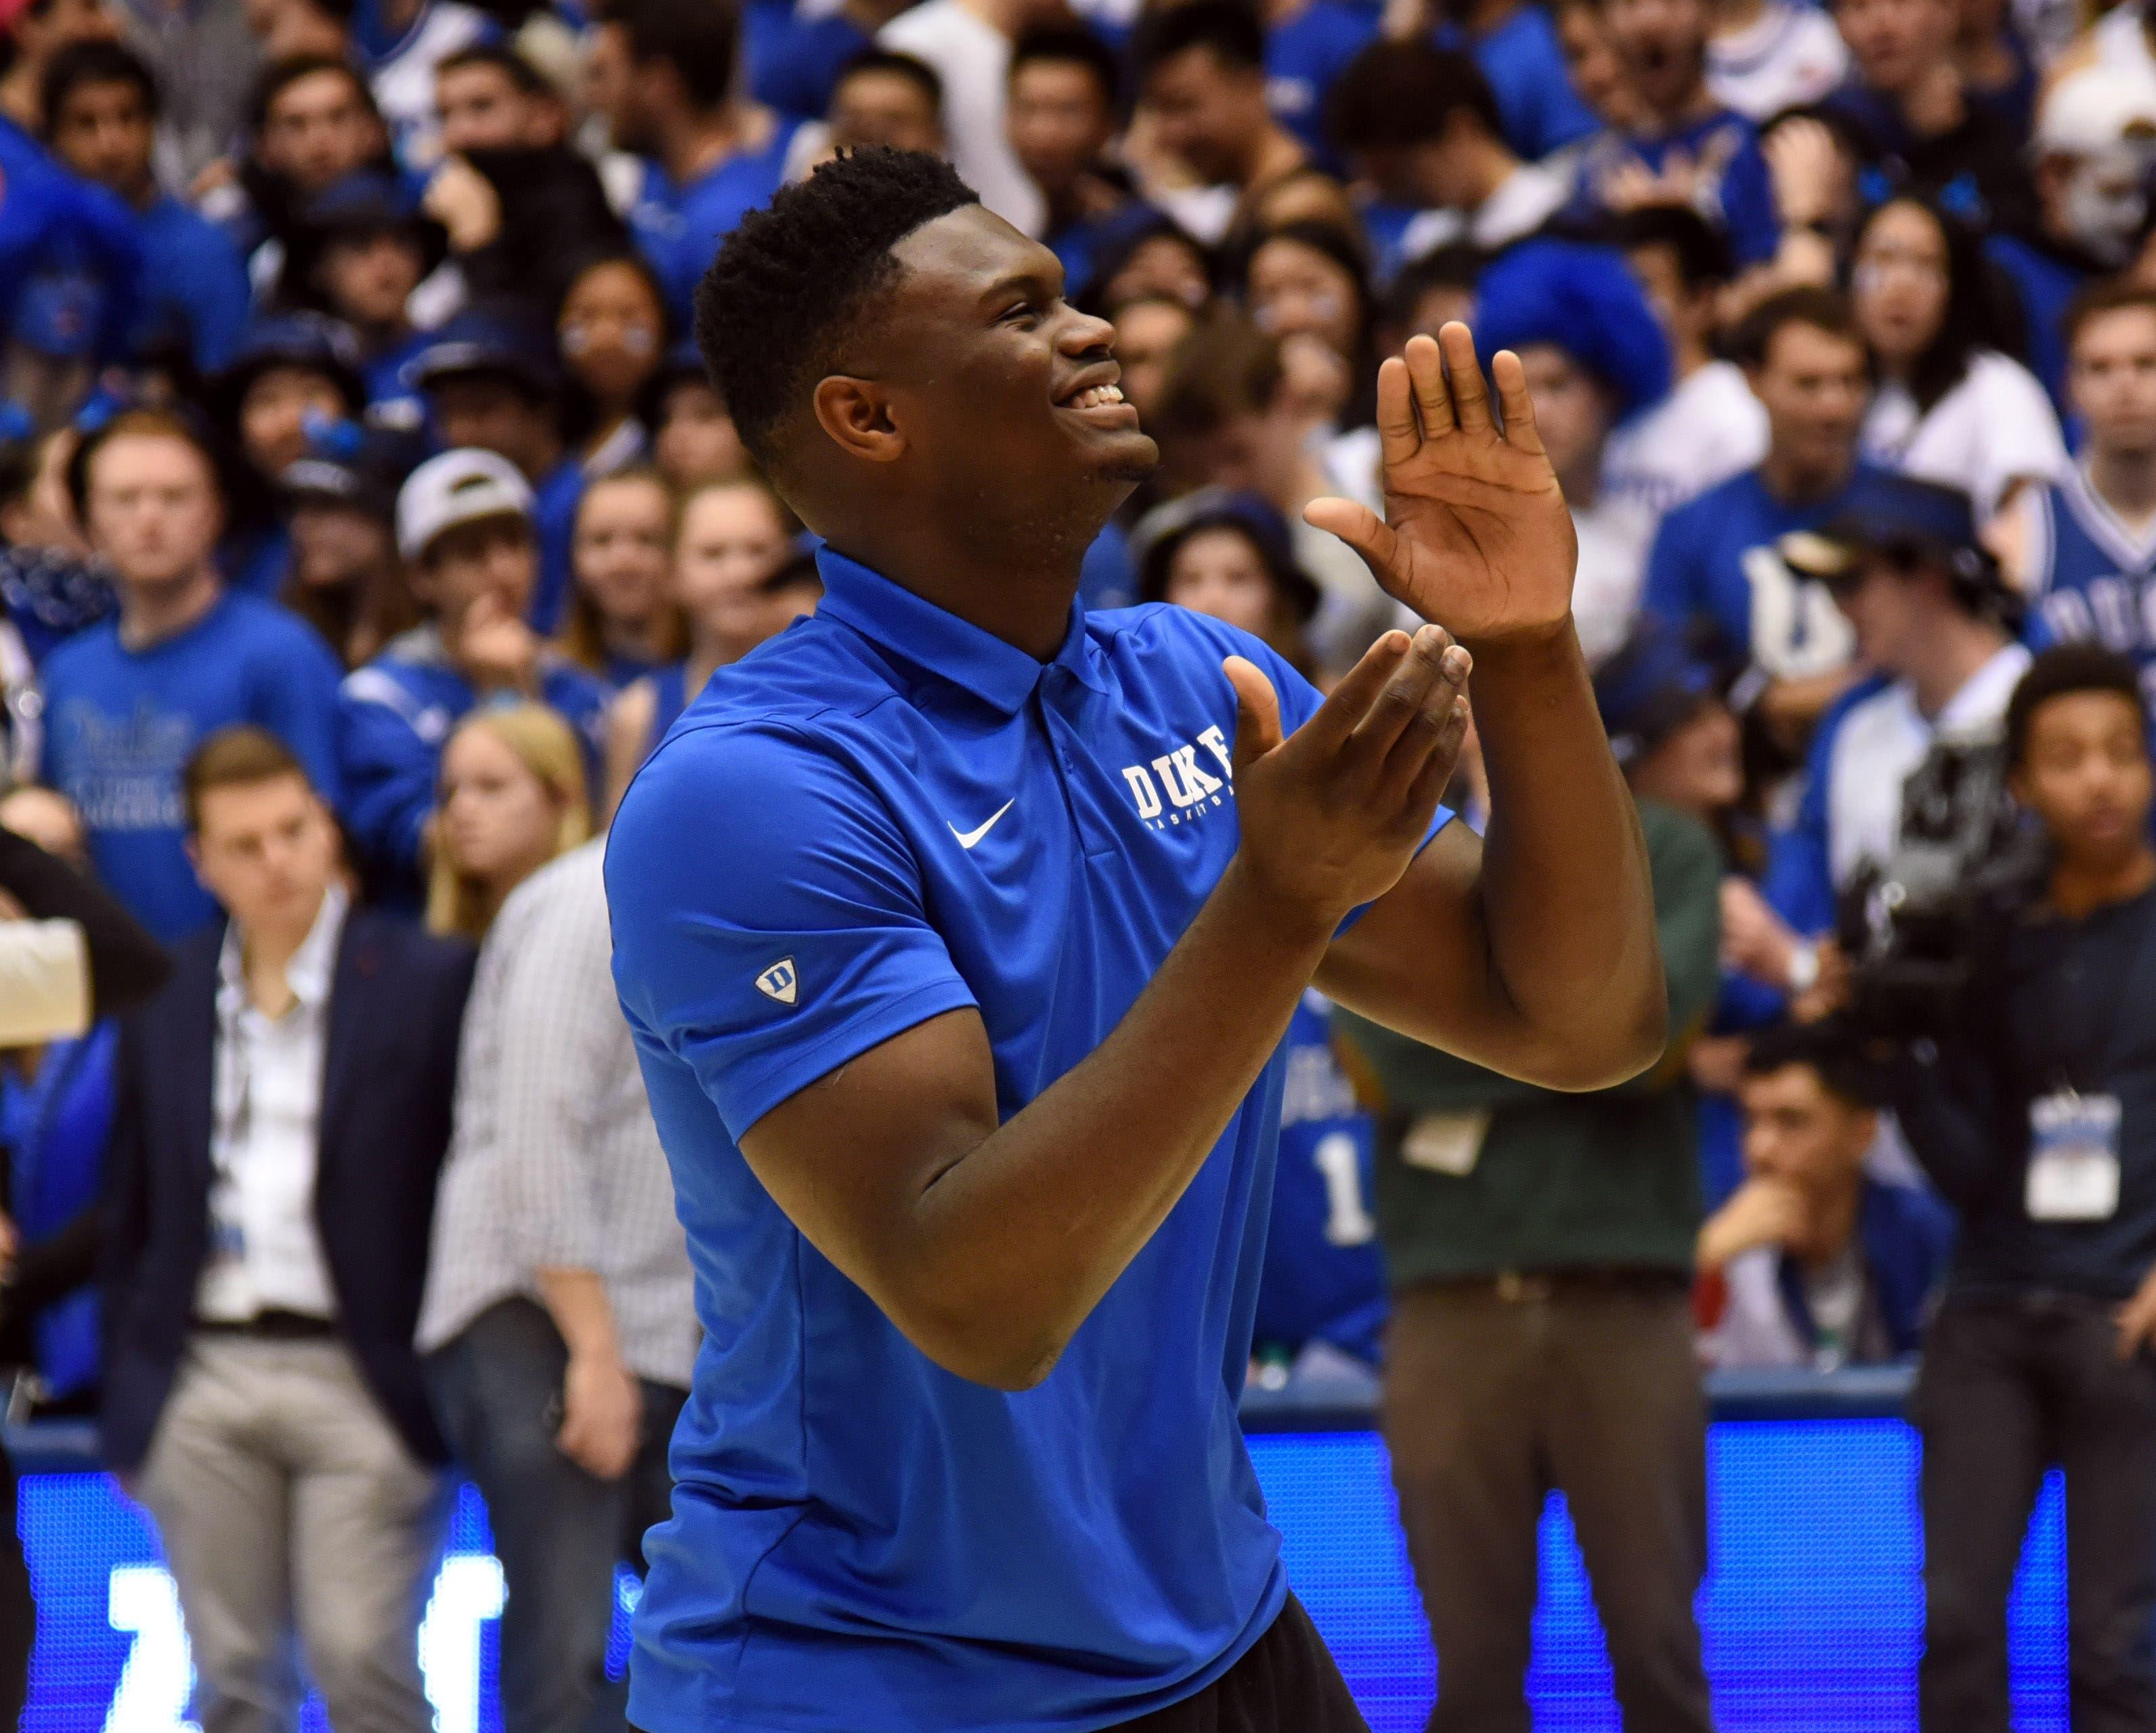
217, 882, 351, 1020
813, 546, 1110, 717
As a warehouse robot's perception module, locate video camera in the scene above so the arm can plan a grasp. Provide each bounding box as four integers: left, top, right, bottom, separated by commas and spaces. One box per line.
1835, 732, 2042, 1040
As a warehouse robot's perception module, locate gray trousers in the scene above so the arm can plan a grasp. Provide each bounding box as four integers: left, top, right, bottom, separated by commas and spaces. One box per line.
136, 1334, 448, 1733
1382, 1276, 1714, 1733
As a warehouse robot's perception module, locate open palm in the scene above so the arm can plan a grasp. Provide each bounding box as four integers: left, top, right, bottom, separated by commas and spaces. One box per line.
1306, 324, 1578, 644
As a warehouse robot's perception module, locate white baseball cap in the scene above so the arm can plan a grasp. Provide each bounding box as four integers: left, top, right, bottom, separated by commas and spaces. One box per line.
2035, 62, 2156, 157
395, 447, 535, 562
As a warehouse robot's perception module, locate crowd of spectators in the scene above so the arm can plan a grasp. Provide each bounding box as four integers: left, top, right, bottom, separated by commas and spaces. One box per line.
0, 0, 2147, 1719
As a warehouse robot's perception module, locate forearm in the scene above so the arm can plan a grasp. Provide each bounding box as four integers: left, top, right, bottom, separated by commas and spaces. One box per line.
1471, 628, 1664, 1084
532, 1265, 625, 1366
885, 862, 1333, 1388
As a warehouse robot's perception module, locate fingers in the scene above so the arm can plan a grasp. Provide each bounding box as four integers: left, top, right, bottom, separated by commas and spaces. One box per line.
1375, 636, 1473, 805
1438, 322, 1492, 434
1401, 690, 1470, 821
1402, 333, 1450, 437
1374, 355, 1418, 467
1349, 623, 1456, 762
1224, 655, 1286, 772
1303, 496, 1402, 591
1491, 349, 1546, 458
1293, 631, 1409, 754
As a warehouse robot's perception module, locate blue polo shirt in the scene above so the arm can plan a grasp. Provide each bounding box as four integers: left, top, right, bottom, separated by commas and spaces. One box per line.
607, 550, 1448, 1731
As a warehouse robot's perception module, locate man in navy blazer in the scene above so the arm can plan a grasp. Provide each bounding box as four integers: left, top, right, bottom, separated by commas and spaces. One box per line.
102, 725, 475, 1733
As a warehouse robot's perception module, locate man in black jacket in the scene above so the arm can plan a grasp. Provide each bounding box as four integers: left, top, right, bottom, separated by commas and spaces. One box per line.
102, 725, 474, 1733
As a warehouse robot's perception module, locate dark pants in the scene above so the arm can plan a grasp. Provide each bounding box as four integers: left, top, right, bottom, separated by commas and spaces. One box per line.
1382, 1275, 1712, 1733
423, 1300, 685, 1733
1917, 1294, 2156, 1733
1108, 1596, 1368, 1731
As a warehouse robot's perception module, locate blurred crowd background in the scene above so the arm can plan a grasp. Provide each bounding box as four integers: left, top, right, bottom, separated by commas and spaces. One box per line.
0, 0, 2155, 1721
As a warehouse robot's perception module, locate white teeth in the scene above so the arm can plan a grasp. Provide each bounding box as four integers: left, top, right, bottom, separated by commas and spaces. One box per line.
1070, 384, 1124, 410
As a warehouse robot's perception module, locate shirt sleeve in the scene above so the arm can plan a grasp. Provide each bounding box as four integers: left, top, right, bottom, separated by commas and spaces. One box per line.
487, 880, 609, 1271
337, 667, 440, 877
1970, 356, 2069, 519
607, 721, 979, 1143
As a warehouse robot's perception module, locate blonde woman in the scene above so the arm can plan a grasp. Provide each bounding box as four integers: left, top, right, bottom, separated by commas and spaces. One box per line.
425, 705, 592, 942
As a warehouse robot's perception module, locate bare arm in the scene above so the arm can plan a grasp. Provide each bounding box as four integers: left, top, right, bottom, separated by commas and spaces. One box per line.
532, 1265, 641, 1479
602, 680, 657, 827
1307, 326, 1665, 1088
739, 629, 1469, 1390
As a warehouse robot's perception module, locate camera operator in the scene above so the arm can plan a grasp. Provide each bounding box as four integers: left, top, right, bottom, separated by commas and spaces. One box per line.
1890, 644, 2156, 1733
1724, 474, 2030, 995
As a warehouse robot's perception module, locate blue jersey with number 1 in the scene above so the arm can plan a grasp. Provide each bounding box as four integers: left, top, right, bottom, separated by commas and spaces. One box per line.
1253, 993, 1387, 1363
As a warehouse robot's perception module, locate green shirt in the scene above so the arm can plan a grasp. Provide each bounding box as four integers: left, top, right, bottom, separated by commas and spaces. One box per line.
1337, 797, 1723, 1288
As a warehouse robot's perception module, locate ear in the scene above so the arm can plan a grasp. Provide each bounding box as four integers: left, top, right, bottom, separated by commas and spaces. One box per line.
811, 375, 907, 466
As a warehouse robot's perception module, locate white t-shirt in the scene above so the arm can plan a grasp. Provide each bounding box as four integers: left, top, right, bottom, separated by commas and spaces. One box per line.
1571, 491, 1661, 665
880, 0, 1045, 236
1824, 643, 2030, 890
1708, 0, 1849, 121
1861, 351, 2069, 522
1602, 360, 1771, 519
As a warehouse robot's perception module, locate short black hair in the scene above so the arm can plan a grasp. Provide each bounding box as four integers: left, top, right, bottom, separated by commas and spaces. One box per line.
249, 53, 372, 134
1325, 39, 1501, 156
2005, 644, 2150, 770
435, 41, 555, 99
1730, 283, 1864, 371
1010, 23, 1121, 106
1741, 1019, 1883, 1111
41, 38, 158, 135
1133, 0, 1265, 81
834, 47, 944, 115
695, 148, 978, 472
612, 0, 741, 114
1614, 202, 1733, 294
1381, 241, 1484, 334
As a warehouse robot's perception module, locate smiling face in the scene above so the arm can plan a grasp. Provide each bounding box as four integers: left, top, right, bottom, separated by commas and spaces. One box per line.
806, 205, 1157, 537
572, 472, 672, 631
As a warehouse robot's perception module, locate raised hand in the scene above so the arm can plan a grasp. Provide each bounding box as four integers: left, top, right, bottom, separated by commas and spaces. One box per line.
1304, 323, 1578, 646
1224, 623, 1471, 930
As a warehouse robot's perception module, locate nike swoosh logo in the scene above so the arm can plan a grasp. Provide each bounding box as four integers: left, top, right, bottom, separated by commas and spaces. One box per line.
949, 799, 1016, 850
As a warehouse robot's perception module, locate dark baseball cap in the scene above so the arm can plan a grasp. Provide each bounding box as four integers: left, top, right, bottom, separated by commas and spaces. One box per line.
1779, 472, 1983, 584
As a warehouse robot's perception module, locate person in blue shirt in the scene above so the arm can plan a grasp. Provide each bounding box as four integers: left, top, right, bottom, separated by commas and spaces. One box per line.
1266, 0, 1380, 167
281, 169, 444, 440
406, 307, 586, 634
2020, 285, 2156, 710
752, 0, 916, 122
38, 40, 250, 378
1327, 41, 1570, 278
1008, 26, 1143, 301
1252, 992, 1389, 1367
1568, 0, 1780, 266
339, 447, 607, 906
605, 147, 1665, 1733
37, 410, 343, 942
1643, 285, 1877, 739
0, 103, 143, 376
590, 0, 800, 326
1432, 0, 1600, 163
